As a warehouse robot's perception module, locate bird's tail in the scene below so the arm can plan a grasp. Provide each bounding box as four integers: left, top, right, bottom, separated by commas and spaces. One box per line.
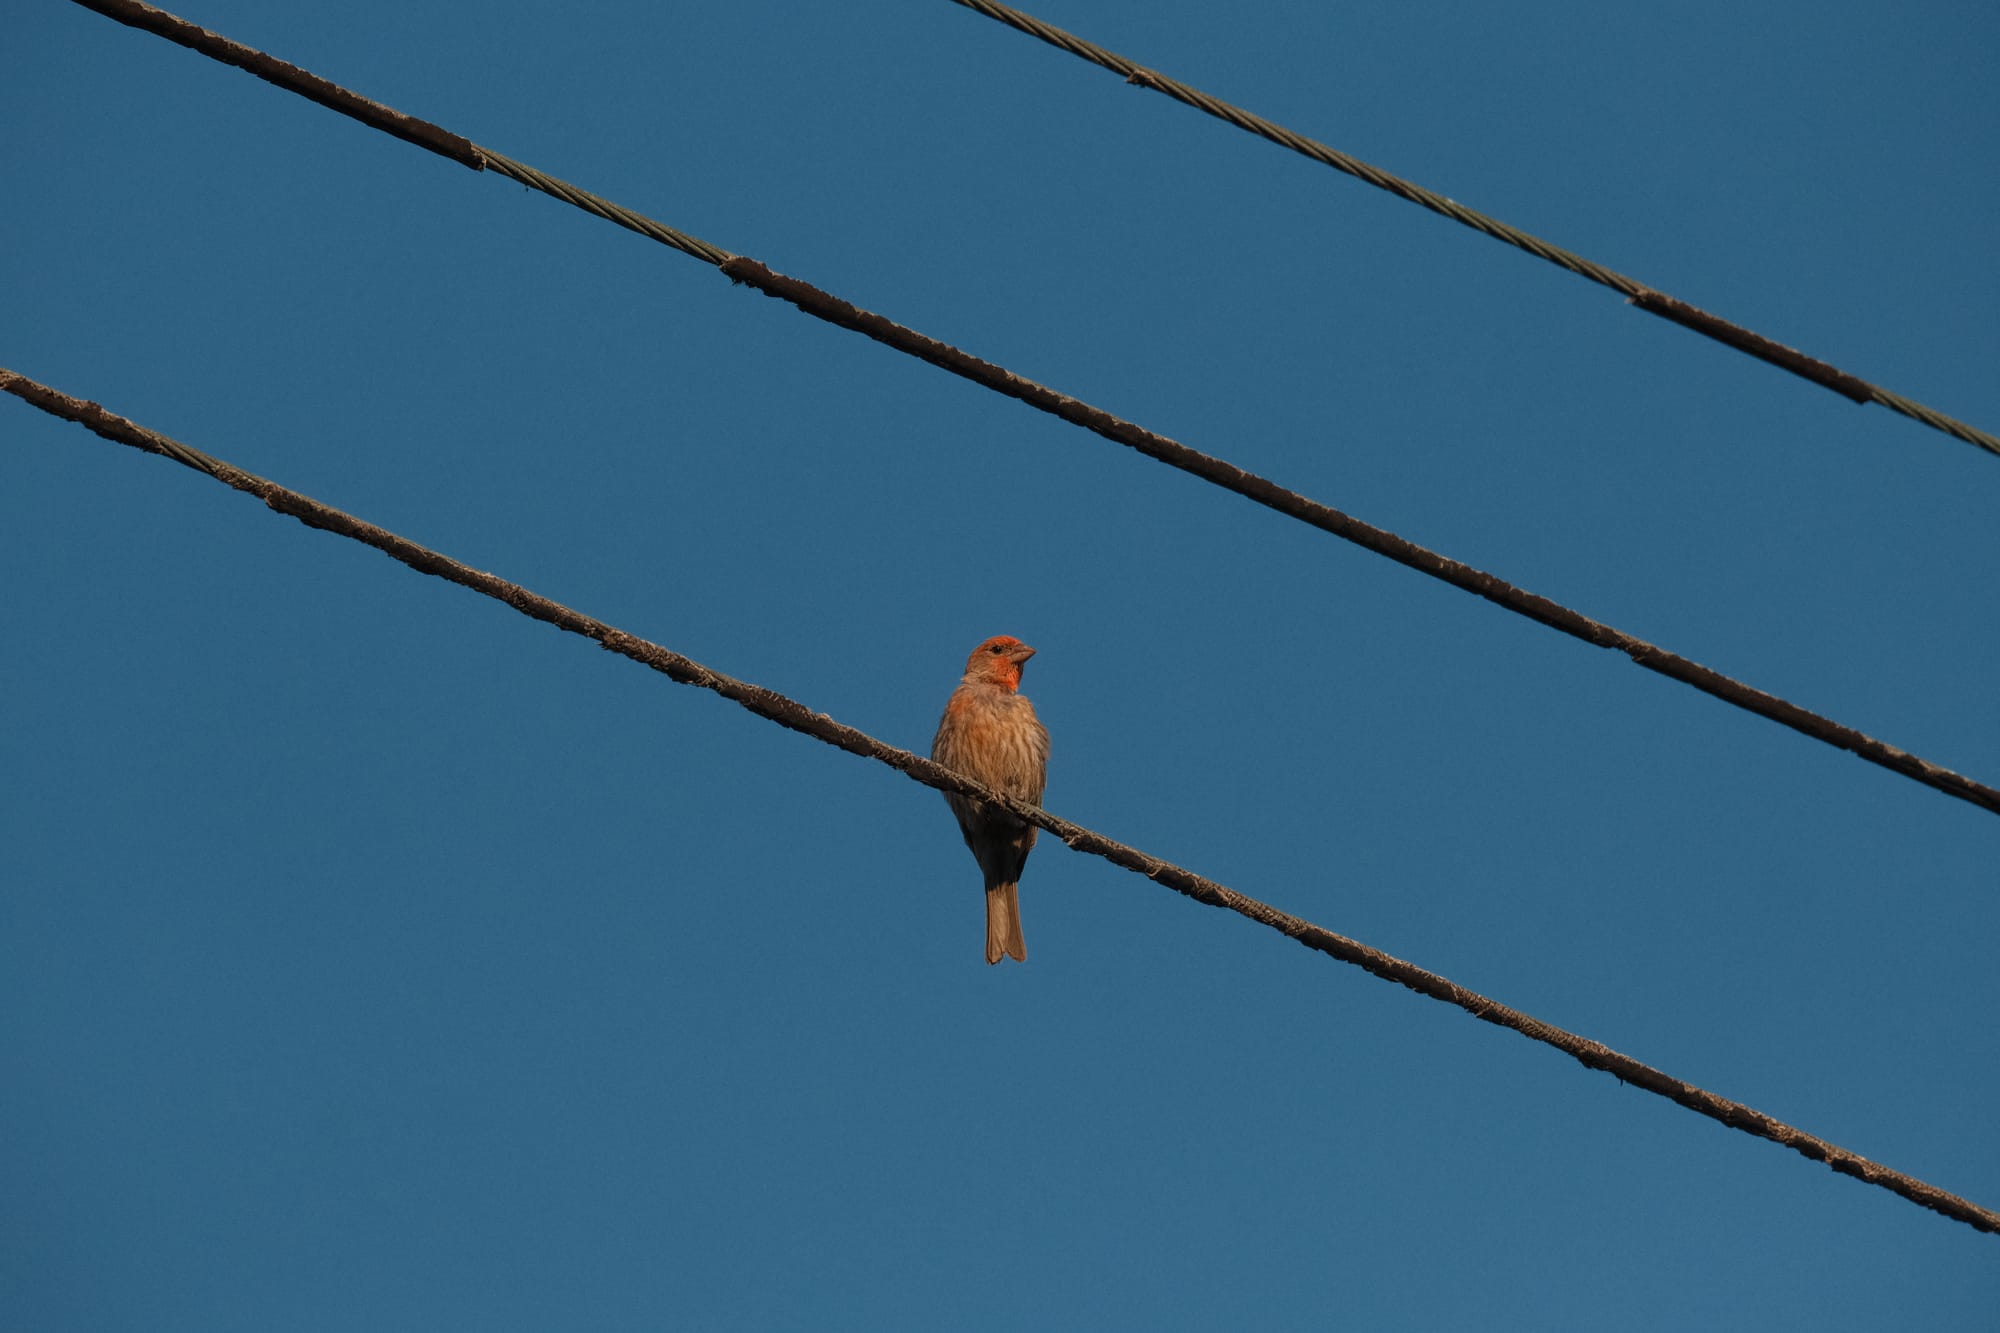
985, 882, 1026, 965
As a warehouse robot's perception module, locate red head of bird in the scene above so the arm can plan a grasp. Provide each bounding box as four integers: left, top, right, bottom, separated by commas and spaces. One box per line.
963, 635, 1036, 692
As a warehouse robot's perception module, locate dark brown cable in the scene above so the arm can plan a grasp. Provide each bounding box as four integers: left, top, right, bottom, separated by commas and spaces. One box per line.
57, 0, 2000, 823
6, 363, 1996, 1239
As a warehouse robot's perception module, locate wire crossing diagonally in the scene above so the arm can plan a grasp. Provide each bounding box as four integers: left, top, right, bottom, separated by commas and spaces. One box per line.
943, 0, 2000, 460
4, 364, 1997, 1240
62, 0, 2000, 823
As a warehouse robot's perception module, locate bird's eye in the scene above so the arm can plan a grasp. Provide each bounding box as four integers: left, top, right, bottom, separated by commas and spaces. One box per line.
989, 644, 1003, 654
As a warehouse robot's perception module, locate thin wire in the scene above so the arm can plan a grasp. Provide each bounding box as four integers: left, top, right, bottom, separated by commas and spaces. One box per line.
479, 152, 733, 267
5, 363, 1996, 1239
61, 0, 2000, 824
944, 0, 2000, 459
81, 0, 1996, 458
717, 258, 2000, 818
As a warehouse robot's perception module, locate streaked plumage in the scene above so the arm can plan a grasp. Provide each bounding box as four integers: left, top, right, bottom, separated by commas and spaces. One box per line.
931, 635, 1051, 964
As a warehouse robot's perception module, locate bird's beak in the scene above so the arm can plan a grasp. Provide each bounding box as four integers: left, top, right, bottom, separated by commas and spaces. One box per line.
1009, 643, 1037, 664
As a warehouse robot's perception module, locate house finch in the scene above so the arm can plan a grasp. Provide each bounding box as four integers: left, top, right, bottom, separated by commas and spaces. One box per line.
931, 635, 1051, 964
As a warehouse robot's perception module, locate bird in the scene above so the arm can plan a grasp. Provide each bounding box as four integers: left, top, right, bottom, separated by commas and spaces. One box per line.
931, 635, 1051, 964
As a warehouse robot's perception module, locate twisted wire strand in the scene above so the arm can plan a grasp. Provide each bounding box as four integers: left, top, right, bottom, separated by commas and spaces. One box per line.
481, 152, 734, 267
945, 0, 1996, 454
6, 363, 1996, 1240
61, 0, 2000, 824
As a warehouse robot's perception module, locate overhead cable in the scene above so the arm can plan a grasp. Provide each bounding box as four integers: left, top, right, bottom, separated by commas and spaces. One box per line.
944, 0, 2000, 460
62, 0, 2000, 823
5, 363, 1996, 1239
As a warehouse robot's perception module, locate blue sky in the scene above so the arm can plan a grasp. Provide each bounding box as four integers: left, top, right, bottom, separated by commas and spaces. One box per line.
7, 2, 1998, 1328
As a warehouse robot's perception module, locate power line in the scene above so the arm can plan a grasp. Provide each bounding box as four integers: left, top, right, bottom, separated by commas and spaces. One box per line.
63, 0, 2000, 823
5, 362, 1995, 1239
944, 0, 2000, 461
79, 0, 2000, 461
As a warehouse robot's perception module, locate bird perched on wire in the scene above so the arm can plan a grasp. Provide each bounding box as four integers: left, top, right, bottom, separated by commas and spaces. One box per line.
931, 635, 1052, 964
